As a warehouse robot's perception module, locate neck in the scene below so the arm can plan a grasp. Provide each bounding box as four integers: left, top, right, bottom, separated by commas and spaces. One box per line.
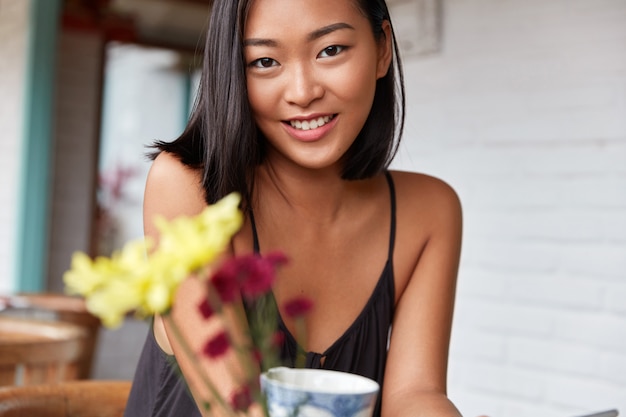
253, 162, 356, 224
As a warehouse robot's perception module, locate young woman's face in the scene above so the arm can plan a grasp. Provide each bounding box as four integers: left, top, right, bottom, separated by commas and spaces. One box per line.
244, 0, 391, 173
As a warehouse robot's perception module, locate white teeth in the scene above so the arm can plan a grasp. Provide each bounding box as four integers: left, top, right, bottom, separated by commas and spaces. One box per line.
290, 115, 332, 131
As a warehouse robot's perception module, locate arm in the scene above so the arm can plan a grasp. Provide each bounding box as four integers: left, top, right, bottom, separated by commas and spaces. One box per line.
144, 152, 255, 417
382, 173, 463, 417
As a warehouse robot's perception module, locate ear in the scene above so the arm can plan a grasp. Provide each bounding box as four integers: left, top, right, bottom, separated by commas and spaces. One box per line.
376, 20, 393, 79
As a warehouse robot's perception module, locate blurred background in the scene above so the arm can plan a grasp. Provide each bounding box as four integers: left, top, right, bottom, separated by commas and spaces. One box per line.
0, 0, 624, 416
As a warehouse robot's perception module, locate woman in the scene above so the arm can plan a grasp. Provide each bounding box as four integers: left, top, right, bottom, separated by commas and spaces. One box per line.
124, 0, 463, 416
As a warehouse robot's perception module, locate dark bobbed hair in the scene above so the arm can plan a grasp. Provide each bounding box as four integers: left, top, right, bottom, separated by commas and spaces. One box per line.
152, 0, 405, 205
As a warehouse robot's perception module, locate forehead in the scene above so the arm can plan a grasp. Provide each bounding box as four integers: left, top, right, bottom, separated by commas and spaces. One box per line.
244, 0, 366, 37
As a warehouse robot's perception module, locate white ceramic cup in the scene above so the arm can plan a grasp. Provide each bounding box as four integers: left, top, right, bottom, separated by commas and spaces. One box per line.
260, 367, 380, 417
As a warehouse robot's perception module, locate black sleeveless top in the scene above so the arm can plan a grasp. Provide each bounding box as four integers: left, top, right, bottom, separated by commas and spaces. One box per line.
123, 172, 397, 417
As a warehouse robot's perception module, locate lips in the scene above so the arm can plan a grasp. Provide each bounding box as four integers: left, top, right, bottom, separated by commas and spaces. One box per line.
287, 114, 336, 131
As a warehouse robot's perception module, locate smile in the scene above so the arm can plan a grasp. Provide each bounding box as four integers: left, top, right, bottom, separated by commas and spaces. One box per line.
289, 115, 336, 131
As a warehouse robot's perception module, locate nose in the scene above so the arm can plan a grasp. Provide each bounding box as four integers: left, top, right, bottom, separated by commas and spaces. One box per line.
283, 63, 324, 107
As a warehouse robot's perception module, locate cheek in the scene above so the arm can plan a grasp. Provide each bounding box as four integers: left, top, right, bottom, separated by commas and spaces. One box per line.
246, 78, 276, 119
331, 64, 378, 118
246, 81, 263, 117
330, 56, 378, 103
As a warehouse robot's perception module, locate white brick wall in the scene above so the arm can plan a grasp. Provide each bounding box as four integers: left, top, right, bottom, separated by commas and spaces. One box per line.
391, 0, 626, 415
0, 0, 30, 293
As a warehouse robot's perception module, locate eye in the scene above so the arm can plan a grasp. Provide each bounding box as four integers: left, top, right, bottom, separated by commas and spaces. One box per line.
250, 57, 279, 69
318, 45, 345, 58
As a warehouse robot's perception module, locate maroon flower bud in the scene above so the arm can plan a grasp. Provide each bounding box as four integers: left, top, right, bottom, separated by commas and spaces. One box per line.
271, 330, 285, 348
211, 264, 239, 303
230, 385, 253, 412
197, 299, 214, 319
202, 331, 230, 358
238, 255, 276, 299
251, 348, 262, 365
265, 251, 289, 267
283, 297, 314, 318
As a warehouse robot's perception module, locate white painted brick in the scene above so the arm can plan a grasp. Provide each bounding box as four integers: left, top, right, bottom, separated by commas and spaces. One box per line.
461, 301, 555, 337
522, 84, 622, 113
465, 175, 626, 210
475, 112, 624, 142
455, 361, 546, 401
508, 336, 602, 376
559, 243, 626, 280
449, 326, 507, 363
601, 210, 626, 243
405, 143, 626, 180
456, 265, 508, 299
544, 374, 626, 410
605, 283, 626, 315
554, 311, 626, 351
446, 389, 502, 417
598, 351, 626, 386
450, 385, 579, 417
466, 208, 626, 243
510, 144, 624, 175
497, 402, 573, 417
400, 0, 626, 413
460, 238, 561, 273
507, 273, 605, 310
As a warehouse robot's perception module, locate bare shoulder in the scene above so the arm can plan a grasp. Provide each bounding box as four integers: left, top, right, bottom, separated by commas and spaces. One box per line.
144, 152, 206, 231
382, 169, 463, 415
388, 170, 462, 228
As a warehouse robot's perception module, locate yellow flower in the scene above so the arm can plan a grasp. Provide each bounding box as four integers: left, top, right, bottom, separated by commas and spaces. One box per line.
86, 278, 143, 328
137, 253, 188, 315
115, 238, 153, 273
154, 192, 243, 275
64, 252, 115, 296
63, 193, 243, 328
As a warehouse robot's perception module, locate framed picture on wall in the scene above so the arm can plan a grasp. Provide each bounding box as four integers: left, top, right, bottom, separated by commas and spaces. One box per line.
387, 0, 443, 57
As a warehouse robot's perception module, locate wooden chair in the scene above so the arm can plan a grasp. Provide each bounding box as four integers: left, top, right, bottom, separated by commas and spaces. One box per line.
0, 293, 101, 379
0, 380, 131, 417
0, 317, 87, 386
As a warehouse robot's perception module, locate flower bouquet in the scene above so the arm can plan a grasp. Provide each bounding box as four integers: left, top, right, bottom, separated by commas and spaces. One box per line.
63, 193, 312, 416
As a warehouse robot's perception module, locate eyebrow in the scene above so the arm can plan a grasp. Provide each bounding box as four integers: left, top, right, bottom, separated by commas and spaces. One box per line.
308, 22, 355, 41
243, 22, 355, 47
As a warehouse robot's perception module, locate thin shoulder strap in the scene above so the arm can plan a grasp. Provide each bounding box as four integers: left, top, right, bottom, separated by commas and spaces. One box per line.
250, 209, 261, 254
384, 171, 397, 260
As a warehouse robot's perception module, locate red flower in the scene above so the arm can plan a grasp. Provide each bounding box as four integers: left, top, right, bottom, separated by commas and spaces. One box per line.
271, 330, 285, 348
197, 299, 214, 319
211, 264, 239, 303
202, 331, 230, 358
239, 255, 276, 299
251, 348, 262, 365
264, 251, 289, 267
283, 297, 314, 318
211, 252, 288, 301
230, 385, 253, 412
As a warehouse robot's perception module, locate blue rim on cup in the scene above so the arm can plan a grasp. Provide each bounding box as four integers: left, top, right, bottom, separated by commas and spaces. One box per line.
260, 367, 380, 417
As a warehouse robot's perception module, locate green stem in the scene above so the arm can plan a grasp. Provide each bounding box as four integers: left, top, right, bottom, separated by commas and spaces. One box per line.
294, 317, 307, 369
163, 314, 238, 417
232, 300, 259, 381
